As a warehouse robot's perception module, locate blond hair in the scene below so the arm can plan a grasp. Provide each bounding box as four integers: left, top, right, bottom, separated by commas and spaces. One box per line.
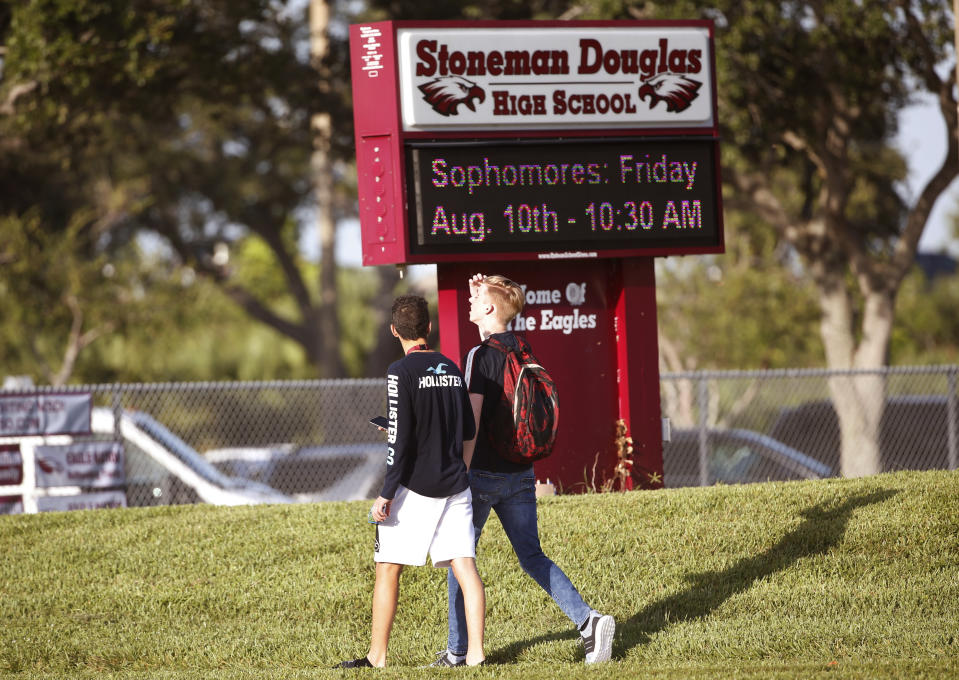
483, 275, 524, 323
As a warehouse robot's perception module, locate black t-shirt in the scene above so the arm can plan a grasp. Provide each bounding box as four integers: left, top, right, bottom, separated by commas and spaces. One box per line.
380, 350, 475, 500
462, 331, 534, 474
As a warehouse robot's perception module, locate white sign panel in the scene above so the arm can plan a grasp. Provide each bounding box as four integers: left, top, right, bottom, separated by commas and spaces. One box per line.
0, 393, 92, 436
397, 26, 713, 131
37, 490, 127, 513
35, 441, 125, 489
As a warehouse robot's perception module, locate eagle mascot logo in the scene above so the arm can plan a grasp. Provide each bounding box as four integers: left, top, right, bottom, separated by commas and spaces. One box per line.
419, 75, 486, 116
637, 73, 702, 113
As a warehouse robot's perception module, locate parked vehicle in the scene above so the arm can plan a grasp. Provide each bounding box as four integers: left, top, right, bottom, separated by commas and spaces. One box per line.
769, 396, 959, 475
664, 427, 831, 488
0, 408, 292, 513
205, 442, 384, 502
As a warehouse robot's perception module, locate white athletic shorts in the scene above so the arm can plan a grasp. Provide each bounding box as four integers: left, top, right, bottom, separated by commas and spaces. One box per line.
374, 485, 475, 568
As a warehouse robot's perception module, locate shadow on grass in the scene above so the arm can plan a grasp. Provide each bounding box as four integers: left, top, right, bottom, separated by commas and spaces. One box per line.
488, 489, 898, 664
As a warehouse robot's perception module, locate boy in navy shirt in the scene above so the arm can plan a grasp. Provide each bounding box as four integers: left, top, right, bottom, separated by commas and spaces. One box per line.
337, 295, 486, 668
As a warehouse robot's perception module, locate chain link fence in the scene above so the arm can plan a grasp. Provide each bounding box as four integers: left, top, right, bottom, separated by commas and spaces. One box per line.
2, 364, 957, 512
661, 364, 959, 488
1, 379, 386, 510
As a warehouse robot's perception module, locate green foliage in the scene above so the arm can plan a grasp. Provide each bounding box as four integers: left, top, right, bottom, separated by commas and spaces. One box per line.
1, 471, 957, 678
657, 194, 824, 370
75, 252, 395, 383
0, 210, 153, 384
657, 257, 824, 370
891, 267, 959, 364
336, 266, 389, 376
0, 209, 394, 382
0, 0, 367, 381
77, 271, 314, 383
360, 0, 572, 22
2, 0, 957, 385
647, 0, 954, 368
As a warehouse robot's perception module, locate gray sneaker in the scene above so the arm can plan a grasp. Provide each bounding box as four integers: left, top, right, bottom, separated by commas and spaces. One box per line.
581, 611, 615, 664
426, 650, 466, 667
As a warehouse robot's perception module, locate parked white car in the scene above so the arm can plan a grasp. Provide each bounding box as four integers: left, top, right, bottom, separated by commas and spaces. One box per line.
205, 442, 384, 503
0, 407, 292, 513
664, 427, 831, 488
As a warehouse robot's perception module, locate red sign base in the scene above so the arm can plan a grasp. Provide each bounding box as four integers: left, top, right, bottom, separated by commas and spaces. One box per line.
437, 258, 664, 492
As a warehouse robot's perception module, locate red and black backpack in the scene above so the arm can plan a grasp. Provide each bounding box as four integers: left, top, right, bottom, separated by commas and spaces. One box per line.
479, 336, 559, 464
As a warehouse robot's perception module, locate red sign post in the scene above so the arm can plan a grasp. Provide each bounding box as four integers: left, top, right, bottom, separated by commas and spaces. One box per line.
349, 20, 723, 490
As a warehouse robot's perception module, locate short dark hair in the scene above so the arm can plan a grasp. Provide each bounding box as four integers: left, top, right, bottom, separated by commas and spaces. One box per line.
391, 295, 430, 341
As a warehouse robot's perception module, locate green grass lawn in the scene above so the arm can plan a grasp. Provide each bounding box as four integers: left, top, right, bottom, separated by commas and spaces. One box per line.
2, 470, 957, 679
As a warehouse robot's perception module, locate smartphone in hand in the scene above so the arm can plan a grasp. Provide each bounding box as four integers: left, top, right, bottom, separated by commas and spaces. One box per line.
369, 416, 389, 430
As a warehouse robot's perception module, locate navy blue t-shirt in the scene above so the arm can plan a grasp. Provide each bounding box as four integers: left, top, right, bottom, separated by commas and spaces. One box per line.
380, 350, 475, 500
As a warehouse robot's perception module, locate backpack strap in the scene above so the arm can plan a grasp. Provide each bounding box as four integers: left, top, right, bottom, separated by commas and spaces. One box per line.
463, 344, 483, 390
464, 337, 514, 391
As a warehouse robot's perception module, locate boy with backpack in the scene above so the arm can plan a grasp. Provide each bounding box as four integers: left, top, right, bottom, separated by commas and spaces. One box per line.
431, 274, 615, 667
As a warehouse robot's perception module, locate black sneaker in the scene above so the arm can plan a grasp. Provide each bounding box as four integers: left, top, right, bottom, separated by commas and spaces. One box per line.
580, 610, 615, 664
335, 656, 374, 669
426, 650, 466, 667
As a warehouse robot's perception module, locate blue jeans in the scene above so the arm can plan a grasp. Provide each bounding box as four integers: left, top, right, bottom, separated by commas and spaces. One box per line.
446, 468, 592, 654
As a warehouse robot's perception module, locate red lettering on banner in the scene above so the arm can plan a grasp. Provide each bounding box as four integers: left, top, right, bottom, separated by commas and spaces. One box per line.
413, 38, 701, 80
492, 91, 547, 116
416, 41, 570, 77
577, 38, 701, 79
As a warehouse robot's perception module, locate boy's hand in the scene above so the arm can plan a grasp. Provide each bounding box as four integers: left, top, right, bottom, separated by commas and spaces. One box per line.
468, 273, 485, 296
370, 496, 392, 523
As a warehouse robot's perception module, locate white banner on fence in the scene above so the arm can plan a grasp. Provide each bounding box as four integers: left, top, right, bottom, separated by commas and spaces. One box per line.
36, 490, 127, 513
0, 393, 92, 437
34, 441, 125, 489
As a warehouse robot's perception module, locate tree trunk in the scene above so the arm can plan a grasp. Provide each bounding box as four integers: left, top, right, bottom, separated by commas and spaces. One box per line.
310, 0, 344, 378
815, 252, 898, 477
829, 374, 883, 478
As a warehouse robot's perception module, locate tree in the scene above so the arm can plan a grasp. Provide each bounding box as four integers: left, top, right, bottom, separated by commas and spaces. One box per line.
891, 265, 959, 364
655, 211, 825, 427
711, 0, 956, 476
656, 183, 825, 376
406, 0, 958, 475
4, 0, 955, 414
602, 0, 956, 475
75, 245, 392, 383
309, 0, 344, 378
0, 0, 405, 382
0, 210, 124, 386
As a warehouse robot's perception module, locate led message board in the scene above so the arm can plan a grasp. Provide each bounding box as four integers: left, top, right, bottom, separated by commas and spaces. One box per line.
406, 136, 719, 257
349, 20, 723, 264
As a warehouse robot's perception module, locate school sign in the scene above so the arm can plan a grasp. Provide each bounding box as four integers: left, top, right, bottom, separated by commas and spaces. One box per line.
395, 26, 714, 130
350, 21, 722, 265
350, 20, 722, 490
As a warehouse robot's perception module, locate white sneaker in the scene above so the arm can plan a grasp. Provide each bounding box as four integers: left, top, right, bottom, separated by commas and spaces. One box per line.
581, 611, 615, 664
